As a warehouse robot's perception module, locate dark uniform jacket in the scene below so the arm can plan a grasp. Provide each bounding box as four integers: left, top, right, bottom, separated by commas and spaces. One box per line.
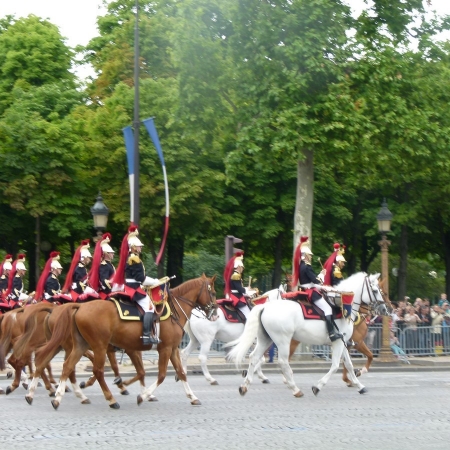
10, 275, 25, 307
0, 275, 8, 297
72, 263, 88, 294
229, 271, 246, 307
330, 264, 344, 287
44, 274, 61, 301
125, 252, 146, 301
299, 260, 322, 302
99, 260, 115, 295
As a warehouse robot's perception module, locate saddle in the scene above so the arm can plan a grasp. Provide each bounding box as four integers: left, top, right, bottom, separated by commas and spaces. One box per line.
108, 296, 171, 322
216, 299, 246, 324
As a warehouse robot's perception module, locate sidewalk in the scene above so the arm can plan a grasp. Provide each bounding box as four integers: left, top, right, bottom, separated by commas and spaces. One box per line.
2, 351, 449, 380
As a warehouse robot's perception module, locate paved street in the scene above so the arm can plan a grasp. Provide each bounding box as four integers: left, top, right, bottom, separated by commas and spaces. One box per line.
1, 371, 450, 450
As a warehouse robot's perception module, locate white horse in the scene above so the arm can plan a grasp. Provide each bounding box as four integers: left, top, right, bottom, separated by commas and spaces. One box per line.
181, 288, 284, 385
227, 273, 386, 397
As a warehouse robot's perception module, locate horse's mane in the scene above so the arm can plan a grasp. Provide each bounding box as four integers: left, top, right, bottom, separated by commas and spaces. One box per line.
335, 272, 367, 292
170, 276, 205, 297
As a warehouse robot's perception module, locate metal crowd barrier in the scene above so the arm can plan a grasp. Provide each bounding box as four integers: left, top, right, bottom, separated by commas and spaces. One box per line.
179, 324, 450, 359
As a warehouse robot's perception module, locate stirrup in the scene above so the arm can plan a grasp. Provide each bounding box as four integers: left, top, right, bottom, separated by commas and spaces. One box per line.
329, 332, 343, 342
141, 335, 161, 345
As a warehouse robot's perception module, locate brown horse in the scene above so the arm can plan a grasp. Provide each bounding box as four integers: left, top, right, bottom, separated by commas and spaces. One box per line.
21, 302, 149, 404
32, 274, 216, 410
0, 304, 58, 394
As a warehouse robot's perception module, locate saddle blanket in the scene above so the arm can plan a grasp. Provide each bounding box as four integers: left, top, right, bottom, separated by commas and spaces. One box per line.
109, 297, 171, 322
216, 300, 246, 324
298, 301, 342, 321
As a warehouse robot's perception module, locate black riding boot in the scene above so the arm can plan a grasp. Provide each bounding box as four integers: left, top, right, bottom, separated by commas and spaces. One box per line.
325, 315, 343, 342
141, 312, 161, 345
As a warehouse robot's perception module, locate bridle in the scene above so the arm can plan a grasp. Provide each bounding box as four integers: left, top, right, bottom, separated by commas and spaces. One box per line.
351, 275, 387, 318
170, 279, 217, 324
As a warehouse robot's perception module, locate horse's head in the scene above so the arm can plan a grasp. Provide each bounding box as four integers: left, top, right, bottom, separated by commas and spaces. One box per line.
365, 273, 389, 315
378, 277, 394, 315
197, 273, 217, 319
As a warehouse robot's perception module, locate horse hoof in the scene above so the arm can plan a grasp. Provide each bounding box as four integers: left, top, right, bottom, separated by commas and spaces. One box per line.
191, 399, 202, 406
294, 390, 304, 398
25, 396, 33, 405
65, 387, 71, 393
22, 383, 28, 390
359, 387, 367, 394
6, 372, 12, 379
239, 386, 247, 396
175, 375, 179, 382
113, 377, 122, 386
0, 388, 4, 395
242, 370, 247, 378
81, 399, 91, 404
137, 395, 143, 406
6, 386, 12, 395
109, 402, 120, 409
210, 380, 219, 385
354, 369, 362, 378
79, 381, 86, 389
262, 379, 270, 384
49, 391, 56, 397
148, 396, 158, 402
312, 386, 320, 396
120, 390, 129, 396
51, 400, 60, 410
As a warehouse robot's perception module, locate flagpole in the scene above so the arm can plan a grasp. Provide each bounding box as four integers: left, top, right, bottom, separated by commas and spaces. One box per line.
132, 0, 140, 226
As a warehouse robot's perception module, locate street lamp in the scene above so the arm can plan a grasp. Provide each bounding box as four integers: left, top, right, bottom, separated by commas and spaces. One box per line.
90, 192, 109, 241
376, 199, 396, 362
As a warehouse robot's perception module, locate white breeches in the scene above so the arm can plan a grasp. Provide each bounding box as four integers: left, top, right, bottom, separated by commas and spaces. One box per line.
136, 295, 154, 313
238, 304, 251, 319
313, 298, 332, 316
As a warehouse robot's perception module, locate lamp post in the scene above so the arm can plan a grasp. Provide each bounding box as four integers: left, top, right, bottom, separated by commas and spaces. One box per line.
376, 199, 396, 362
90, 192, 109, 242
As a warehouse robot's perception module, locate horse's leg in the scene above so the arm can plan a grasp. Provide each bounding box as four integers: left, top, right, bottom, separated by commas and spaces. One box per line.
354, 340, 373, 376
280, 339, 301, 384
239, 333, 275, 396
197, 339, 218, 385
170, 347, 201, 405
180, 323, 199, 375
46, 363, 57, 384
105, 349, 131, 395
312, 341, 345, 395
341, 347, 366, 393
122, 350, 147, 396
275, 339, 304, 398
67, 368, 90, 404
254, 356, 270, 383
5, 353, 21, 394
139, 345, 171, 403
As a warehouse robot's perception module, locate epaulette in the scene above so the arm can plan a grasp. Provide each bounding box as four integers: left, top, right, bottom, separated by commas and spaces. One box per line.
231, 273, 241, 281
51, 274, 57, 279
15, 274, 21, 278
333, 266, 343, 279
128, 254, 141, 265
0, 275, 5, 279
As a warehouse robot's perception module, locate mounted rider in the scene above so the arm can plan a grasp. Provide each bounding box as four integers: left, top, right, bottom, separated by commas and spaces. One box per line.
112, 225, 160, 345
292, 236, 343, 342
0, 254, 13, 299
35, 251, 67, 303
8, 254, 35, 308
88, 233, 115, 299
223, 251, 252, 319
62, 239, 99, 301
323, 243, 346, 287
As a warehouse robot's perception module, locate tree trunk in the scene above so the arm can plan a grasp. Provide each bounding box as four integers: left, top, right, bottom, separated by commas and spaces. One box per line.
167, 236, 184, 287
272, 232, 284, 288
443, 230, 450, 299
293, 149, 314, 255
398, 225, 408, 301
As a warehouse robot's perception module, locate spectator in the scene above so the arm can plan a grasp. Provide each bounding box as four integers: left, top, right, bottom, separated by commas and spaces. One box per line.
390, 331, 408, 361
418, 304, 432, 355
404, 305, 421, 354
430, 305, 444, 354
438, 293, 448, 307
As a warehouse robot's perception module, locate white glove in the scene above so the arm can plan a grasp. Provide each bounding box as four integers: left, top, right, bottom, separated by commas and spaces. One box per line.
143, 277, 159, 286
84, 286, 97, 295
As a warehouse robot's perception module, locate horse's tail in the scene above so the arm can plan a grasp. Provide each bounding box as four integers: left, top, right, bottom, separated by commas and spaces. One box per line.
35, 304, 81, 367
225, 304, 266, 369
13, 306, 53, 358
0, 311, 20, 370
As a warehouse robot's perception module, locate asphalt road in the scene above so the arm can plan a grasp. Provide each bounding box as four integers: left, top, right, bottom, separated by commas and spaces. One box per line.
1, 371, 450, 450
